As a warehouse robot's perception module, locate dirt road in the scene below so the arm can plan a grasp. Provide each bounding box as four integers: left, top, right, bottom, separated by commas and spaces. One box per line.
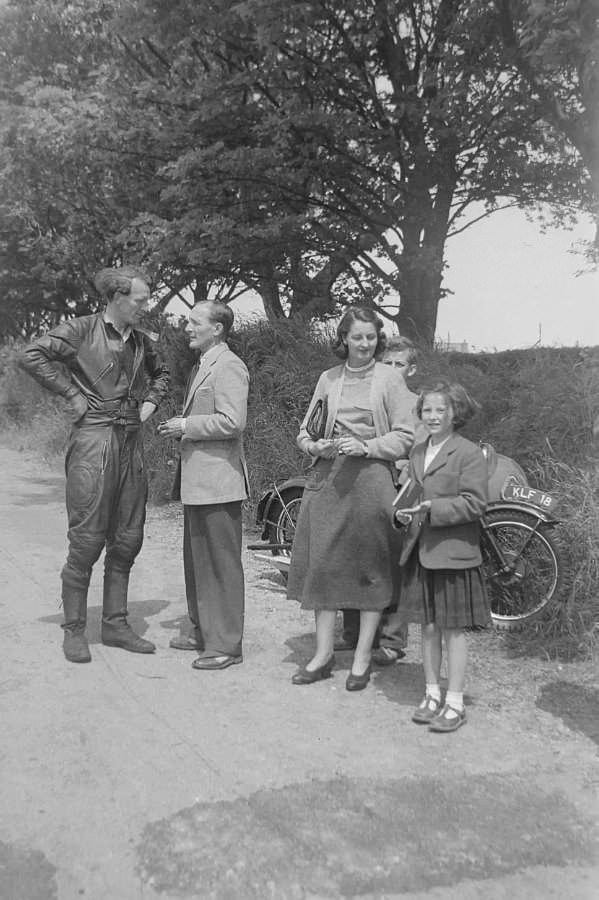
0, 446, 597, 900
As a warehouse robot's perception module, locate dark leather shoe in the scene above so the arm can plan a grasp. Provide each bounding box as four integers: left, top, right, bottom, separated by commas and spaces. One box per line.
346, 665, 371, 691
191, 654, 242, 670
292, 655, 335, 684
169, 635, 201, 651
428, 704, 467, 732
372, 647, 406, 666
412, 694, 442, 724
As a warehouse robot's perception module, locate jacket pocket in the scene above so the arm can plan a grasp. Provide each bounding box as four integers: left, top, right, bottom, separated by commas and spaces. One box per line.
432, 473, 459, 497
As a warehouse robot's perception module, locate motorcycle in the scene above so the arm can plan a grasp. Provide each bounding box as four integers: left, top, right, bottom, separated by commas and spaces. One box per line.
248, 444, 563, 632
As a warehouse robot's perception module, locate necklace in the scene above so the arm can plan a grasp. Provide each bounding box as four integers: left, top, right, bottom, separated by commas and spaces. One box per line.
345, 359, 376, 373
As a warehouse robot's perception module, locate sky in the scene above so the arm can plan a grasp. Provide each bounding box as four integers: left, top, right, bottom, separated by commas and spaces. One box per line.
435, 207, 599, 351
169, 207, 598, 352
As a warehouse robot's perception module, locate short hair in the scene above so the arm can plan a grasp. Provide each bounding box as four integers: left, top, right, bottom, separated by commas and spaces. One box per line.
416, 380, 480, 430
94, 266, 149, 300
332, 306, 386, 359
197, 300, 234, 339
383, 335, 418, 366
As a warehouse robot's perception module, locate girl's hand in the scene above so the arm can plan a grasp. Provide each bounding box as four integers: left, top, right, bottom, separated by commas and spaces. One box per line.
336, 435, 368, 457
394, 501, 431, 526
310, 439, 337, 458
399, 501, 432, 517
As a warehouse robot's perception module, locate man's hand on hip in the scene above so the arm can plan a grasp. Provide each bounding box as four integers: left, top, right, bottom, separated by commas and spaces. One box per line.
68, 393, 88, 424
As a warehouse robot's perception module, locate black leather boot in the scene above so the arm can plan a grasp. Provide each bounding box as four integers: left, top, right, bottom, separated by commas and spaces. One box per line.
62, 588, 91, 663
101, 569, 155, 654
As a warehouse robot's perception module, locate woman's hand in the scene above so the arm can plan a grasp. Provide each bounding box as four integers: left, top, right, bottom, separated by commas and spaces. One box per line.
336, 435, 368, 457
310, 439, 337, 458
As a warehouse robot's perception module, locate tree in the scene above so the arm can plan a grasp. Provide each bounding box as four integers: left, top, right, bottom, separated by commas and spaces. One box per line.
497, 0, 599, 253
109, 0, 586, 341
0, 0, 589, 341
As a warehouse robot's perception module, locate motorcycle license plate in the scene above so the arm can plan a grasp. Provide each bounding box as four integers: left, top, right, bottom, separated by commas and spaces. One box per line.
502, 482, 557, 511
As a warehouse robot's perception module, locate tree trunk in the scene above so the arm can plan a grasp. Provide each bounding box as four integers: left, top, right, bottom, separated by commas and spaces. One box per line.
396, 168, 456, 346
396, 258, 443, 346
253, 260, 286, 320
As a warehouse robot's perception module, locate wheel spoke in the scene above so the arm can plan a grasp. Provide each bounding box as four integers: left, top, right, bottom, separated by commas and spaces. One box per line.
482, 514, 560, 625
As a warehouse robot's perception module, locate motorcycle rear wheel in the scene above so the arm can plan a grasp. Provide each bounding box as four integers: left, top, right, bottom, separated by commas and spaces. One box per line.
481, 509, 563, 630
264, 486, 304, 568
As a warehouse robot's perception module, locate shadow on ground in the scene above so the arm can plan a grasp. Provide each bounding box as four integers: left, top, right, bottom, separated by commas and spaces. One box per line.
283, 636, 426, 701
10, 474, 65, 506
0, 840, 57, 900
137, 773, 598, 899
39, 598, 169, 645
536, 681, 599, 748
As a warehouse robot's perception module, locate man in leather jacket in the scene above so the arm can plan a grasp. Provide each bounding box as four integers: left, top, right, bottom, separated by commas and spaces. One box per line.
20, 266, 169, 663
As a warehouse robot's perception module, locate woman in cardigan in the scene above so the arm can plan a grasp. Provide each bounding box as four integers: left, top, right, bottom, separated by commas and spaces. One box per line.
288, 307, 416, 691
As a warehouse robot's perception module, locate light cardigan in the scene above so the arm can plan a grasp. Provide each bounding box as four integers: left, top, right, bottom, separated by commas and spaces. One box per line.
297, 362, 416, 461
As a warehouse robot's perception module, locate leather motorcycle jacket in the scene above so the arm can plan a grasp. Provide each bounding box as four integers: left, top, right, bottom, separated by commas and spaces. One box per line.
20, 314, 169, 425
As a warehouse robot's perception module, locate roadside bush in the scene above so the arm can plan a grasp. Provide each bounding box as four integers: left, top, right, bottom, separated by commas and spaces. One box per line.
500, 458, 599, 661
0, 344, 70, 459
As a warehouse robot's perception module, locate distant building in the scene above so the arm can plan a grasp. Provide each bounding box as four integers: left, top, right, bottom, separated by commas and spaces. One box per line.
436, 337, 470, 353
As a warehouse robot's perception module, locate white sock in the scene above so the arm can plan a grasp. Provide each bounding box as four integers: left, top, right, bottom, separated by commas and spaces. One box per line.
445, 691, 464, 713
423, 683, 441, 705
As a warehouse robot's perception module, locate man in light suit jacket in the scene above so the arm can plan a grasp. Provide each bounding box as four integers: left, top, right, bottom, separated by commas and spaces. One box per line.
158, 301, 249, 670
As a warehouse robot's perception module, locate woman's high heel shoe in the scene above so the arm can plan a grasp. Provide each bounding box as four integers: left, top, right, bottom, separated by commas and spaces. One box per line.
345, 664, 371, 692
291, 655, 335, 685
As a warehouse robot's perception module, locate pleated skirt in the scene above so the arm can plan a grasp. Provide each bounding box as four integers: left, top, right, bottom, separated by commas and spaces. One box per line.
399, 545, 491, 630
287, 454, 401, 611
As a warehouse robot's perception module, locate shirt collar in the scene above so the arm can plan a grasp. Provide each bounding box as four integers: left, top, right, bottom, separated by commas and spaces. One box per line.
199, 342, 225, 368
103, 311, 133, 344
426, 433, 453, 453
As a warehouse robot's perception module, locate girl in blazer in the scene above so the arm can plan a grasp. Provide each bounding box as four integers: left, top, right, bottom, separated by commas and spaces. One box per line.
394, 381, 490, 733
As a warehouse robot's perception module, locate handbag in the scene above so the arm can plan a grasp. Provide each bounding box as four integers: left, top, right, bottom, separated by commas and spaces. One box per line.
393, 477, 426, 565
305, 397, 329, 441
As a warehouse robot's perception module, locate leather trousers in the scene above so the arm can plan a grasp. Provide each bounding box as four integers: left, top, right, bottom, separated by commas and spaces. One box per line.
60, 420, 147, 600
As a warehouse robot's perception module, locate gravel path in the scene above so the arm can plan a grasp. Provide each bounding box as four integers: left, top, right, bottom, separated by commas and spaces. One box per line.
0, 447, 597, 900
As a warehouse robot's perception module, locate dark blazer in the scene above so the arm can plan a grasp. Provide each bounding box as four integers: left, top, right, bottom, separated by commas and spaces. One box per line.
399, 433, 488, 569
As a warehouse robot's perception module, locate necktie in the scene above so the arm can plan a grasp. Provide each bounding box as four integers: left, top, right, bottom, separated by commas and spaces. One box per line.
184, 361, 201, 406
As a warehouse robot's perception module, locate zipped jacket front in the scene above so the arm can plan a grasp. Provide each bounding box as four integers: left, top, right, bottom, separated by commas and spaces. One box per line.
20, 314, 169, 418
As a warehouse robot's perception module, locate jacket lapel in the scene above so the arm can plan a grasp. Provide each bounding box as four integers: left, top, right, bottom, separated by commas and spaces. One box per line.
423, 433, 458, 477
183, 344, 228, 413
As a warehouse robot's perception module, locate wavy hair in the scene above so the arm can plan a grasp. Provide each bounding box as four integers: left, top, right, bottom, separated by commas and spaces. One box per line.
416, 380, 480, 430
93, 266, 150, 300
332, 306, 386, 360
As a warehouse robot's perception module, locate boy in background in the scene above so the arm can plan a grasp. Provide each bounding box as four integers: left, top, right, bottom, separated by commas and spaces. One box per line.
336, 335, 419, 664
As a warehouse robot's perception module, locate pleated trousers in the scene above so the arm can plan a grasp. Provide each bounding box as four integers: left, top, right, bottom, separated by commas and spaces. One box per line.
183, 502, 244, 658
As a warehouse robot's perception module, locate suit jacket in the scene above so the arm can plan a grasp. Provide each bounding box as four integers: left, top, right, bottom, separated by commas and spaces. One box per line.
399, 432, 488, 569
177, 343, 250, 505
297, 362, 416, 461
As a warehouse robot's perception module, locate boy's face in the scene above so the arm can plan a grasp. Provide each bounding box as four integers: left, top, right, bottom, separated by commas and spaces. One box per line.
382, 349, 416, 382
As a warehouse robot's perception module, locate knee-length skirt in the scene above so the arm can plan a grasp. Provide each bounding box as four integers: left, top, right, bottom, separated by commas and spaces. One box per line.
287, 454, 401, 611
398, 544, 491, 630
